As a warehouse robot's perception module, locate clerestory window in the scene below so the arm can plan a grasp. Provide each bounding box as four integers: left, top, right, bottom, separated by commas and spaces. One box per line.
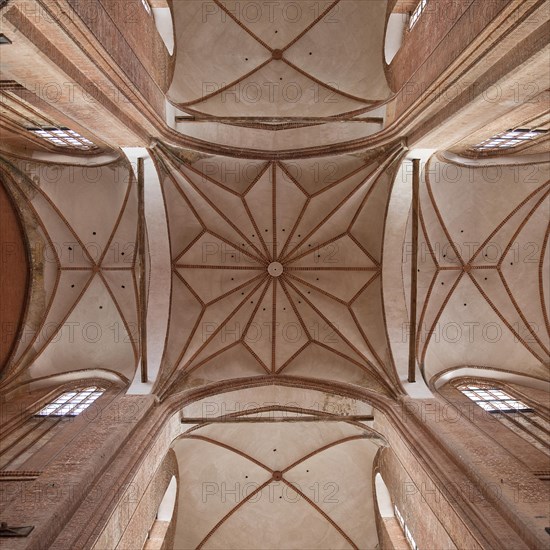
36, 386, 104, 417
394, 505, 419, 550
28, 127, 97, 151
458, 384, 550, 455
471, 128, 548, 153
458, 385, 532, 412
409, 0, 428, 29
141, 0, 152, 15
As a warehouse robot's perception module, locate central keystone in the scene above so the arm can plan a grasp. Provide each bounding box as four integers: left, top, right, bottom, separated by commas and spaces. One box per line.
272, 49, 283, 60
268, 262, 283, 277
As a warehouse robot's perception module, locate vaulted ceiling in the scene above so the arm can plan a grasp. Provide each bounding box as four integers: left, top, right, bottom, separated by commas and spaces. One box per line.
172, 420, 382, 550
0, 154, 139, 390
4, 147, 548, 395
0, 0, 547, 397
0, 1, 549, 548
153, 143, 404, 398
414, 154, 550, 385
169, 0, 391, 152
169, 0, 390, 111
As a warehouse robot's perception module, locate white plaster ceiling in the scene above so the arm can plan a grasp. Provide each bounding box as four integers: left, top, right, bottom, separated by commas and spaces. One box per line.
0, 4, 548, 547
409, 154, 550, 384
153, 144, 405, 398
0, 155, 139, 389
169, 0, 391, 151
172, 420, 382, 549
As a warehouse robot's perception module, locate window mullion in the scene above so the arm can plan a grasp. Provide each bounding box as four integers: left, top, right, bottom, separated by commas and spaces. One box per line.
499, 412, 550, 451
515, 411, 550, 439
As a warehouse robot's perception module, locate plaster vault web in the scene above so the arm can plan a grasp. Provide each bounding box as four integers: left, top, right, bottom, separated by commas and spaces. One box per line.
173, 422, 381, 550
153, 145, 404, 396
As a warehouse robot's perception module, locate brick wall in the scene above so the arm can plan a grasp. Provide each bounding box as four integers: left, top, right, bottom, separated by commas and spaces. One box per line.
0, 180, 28, 371
386, 0, 512, 119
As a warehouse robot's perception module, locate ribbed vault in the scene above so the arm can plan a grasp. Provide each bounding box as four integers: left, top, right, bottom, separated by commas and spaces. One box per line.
172, 419, 382, 550
169, 0, 392, 152
0, 155, 139, 389
412, 154, 550, 384
154, 144, 405, 397
169, 0, 391, 114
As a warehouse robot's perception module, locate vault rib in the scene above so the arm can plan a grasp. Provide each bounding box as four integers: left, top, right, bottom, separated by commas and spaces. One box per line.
281, 0, 341, 53
284, 277, 380, 374
161, 149, 268, 261
282, 479, 358, 550
468, 180, 550, 264
539, 222, 550, 336
180, 59, 273, 107
182, 275, 268, 371
281, 150, 401, 263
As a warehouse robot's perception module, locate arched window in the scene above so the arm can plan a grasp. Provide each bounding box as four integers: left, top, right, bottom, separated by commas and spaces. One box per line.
28, 127, 97, 151
409, 0, 428, 29
458, 384, 531, 412
458, 383, 550, 455
375, 473, 418, 550
394, 504, 419, 550
141, 0, 152, 16
143, 476, 177, 549
36, 386, 104, 417
470, 128, 548, 153
0, 386, 105, 471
